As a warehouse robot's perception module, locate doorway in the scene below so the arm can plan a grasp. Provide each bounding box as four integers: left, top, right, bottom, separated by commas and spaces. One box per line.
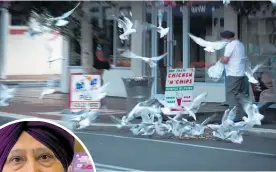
150, 5, 184, 95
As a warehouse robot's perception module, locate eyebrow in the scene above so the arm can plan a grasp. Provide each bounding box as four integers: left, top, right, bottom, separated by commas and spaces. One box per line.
9, 149, 26, 155
32, 148, 55, 156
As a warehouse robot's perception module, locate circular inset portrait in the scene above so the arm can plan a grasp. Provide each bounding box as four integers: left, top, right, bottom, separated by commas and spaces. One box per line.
0, 118, 95, 172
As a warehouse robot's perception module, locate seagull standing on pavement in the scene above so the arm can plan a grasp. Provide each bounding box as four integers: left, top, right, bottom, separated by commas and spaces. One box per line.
117, 17, 137, 40
188, 33, 229, 52
120, 50, 167, 68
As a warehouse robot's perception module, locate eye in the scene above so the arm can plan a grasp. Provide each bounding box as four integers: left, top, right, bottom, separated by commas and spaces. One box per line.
9, 156, 24, 164
38, 154, 54, 162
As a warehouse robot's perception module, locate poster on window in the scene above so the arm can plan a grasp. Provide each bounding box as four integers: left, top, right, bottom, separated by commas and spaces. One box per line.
165, 68, 195, 112
71, 152, 94, 172
69, 74, 101, 111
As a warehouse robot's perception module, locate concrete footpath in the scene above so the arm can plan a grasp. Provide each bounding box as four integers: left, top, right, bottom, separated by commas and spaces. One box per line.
0, 87, 276, 139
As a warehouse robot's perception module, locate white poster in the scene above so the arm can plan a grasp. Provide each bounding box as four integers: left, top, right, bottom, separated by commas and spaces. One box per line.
165, 68, 195, 112
70, 74, 101, 111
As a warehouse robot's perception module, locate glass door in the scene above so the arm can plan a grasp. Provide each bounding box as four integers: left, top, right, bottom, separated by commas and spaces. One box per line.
166, 5, 183, 71
156, 7, 169, 94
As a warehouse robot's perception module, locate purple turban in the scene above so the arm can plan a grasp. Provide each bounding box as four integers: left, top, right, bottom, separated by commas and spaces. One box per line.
0, 121, 75, 171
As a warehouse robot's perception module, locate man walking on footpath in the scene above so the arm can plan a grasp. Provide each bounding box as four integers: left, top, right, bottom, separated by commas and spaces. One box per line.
218, 30, 247, 122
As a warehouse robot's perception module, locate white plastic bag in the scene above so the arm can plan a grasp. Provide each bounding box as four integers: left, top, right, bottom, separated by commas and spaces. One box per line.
207, 61, 224, 82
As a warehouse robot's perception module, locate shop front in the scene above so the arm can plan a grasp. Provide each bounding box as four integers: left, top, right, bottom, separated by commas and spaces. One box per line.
64, 1, 241, 102
239, 3, 276, 104
146, 2, 238, 102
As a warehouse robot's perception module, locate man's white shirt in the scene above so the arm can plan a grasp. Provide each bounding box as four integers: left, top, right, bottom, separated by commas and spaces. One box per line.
224, 40, 246, 77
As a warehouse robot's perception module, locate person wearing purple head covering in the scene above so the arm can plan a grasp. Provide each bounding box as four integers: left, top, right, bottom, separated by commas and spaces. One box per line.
0, 121, 75, 172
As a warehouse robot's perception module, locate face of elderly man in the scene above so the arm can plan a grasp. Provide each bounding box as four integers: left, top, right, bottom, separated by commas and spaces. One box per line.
2, 132, 64, 172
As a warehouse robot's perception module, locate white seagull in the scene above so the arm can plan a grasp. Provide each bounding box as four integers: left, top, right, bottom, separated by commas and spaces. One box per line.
188, 33, 229, 52
85, 83, 110, 101
117, 17, 136, 40
0, 84, 17, 107
120, 50, 167, 68
39, 79, 56, 99
49, 2, 81, 27
183, 92, 208, 121
143, 22, 169, 38
245, 58, 265, 84
242, 100, 264, 126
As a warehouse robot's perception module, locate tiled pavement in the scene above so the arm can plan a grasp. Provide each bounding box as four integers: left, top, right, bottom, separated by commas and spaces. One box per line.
1, 87, 276, 127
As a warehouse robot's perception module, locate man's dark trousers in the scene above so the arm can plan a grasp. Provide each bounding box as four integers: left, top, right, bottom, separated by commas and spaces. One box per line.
226, 76, 247, 118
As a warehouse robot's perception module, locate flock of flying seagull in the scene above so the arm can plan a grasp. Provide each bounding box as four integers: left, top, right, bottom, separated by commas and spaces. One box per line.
0, 1, 270, 144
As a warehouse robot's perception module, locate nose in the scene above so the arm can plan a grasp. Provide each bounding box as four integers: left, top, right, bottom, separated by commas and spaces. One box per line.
25, 159, 40, 172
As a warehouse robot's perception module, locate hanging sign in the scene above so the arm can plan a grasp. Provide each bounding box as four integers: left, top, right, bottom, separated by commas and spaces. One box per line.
165, 68, 195, 111
69, 74, 101, 111
188, 2, 222, 15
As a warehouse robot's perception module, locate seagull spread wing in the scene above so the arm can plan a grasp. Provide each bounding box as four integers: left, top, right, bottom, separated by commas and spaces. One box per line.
143, 22, 158, 31
227, 107, 237, 121
209, 41, 228, 50
201, 114, 217, 125
117, 19, 128, 32
188, 33, 210, 47
122, 17, 133, 29
51, 2, 81, 20
120, 51, 141, 59
189, 33, 228, 50
221, 109, 230, 124
252, 61, 265, 73
151, 53, 167, 61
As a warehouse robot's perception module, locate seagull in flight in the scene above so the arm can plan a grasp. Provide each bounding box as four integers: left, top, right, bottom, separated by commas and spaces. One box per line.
143, 22, 169, 38
0, 84, 17, 107
48, 2, 81, 27
120, 50, 167, 68
48, 57, 65, 68
117, 17, 136, 40
85, 83, 110, 101
39, 79, 56, 99
242, 99, 264, 126
245, 58, 265, 84
188, 33, 228, 52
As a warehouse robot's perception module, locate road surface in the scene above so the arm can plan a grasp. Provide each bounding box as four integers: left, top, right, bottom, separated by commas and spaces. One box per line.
0, 117, 275, 171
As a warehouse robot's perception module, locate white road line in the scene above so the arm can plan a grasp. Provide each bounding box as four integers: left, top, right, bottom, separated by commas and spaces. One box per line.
34, 110, 126, 116
75, 132, 276, 157
2, 112, 276, 157
95, 163, 145, 171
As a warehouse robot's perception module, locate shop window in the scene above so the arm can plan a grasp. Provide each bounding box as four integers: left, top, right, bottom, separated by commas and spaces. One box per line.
189, 4, 225, 83
102, 6, 132, 68
240, 9, 276, 102
112, 6, 132, 68
11, 14, 28, 26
